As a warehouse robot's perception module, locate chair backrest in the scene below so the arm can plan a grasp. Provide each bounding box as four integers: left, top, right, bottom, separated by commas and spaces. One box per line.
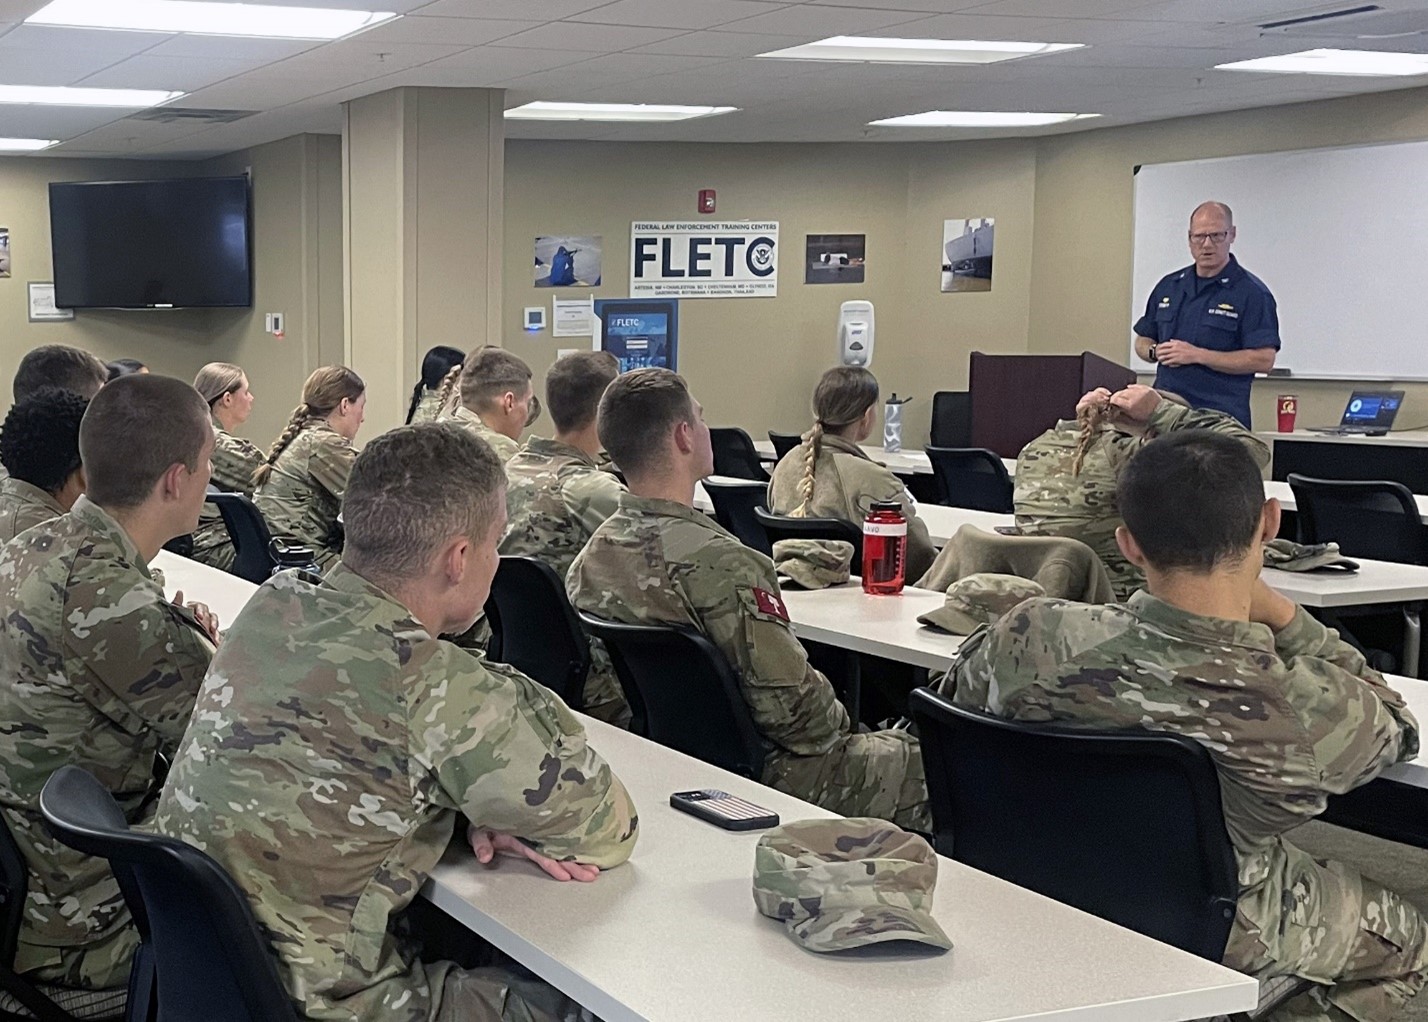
577, 615, 768, 779
702, 479, 772, 555
483, 557, 591, 709
909, 688, 1238, 961
924, 446, 1014, 512
209, 493, 277, 584
1287, 474, 1428, 565
0, 812, 76, 1022
767, 431, 803, 463
929, 391, 972, 448
709, 428, 769, 482
39, 767, 301, 1022
753, 507, 863, 567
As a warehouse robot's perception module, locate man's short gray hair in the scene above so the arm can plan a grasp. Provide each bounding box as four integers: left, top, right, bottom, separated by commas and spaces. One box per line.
342, 423, 505, 583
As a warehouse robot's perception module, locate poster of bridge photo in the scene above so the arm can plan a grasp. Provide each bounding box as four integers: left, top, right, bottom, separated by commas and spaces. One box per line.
941, 218, 994, 293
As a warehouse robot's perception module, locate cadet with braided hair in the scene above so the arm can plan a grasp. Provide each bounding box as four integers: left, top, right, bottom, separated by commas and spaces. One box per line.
253, 366, 365, 571
0, 387, 88, 541
437, 348, 536, 464
767, 366, 936, 581
406, 345, 464, 425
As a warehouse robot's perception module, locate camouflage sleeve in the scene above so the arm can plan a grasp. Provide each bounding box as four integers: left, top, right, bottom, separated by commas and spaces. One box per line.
1274, 607, 1420, 780
564, 470, 626, 537
66, 580, 215, 751
1146, 400, 1271, 468
309, 435, 356, 501
409, 645, 637, 868
688, 544, 851, 756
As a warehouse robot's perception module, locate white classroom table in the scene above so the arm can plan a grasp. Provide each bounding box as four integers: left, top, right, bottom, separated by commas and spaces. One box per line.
1258, 429, 1428, 449
154, 552, 1257, 1021
782, 582, 967, 672
752, 439, 1016, 478
424, 716, 1256, 1022
1263, 558, 1428, 609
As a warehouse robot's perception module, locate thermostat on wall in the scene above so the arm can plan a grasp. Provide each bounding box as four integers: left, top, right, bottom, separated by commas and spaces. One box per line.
524, 306, 547, 332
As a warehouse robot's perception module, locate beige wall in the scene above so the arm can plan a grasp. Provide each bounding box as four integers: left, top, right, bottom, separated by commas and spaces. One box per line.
503, 139, 1037, 445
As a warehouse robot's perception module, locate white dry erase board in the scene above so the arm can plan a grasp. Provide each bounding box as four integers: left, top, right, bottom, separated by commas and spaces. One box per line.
1130, 139, 1428, 381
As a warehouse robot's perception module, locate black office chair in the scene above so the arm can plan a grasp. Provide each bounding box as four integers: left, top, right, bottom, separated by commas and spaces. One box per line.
709, 428, 769, 482
929, 391, 972, 449
924, 447, 1014, 512
209, 493, 277, 584
767, 431, 803, 463
578, 615, 769, 779
0, 814, 125, 1022
1288, 474, 1426, 675
753, 507, 863, 567
38, 768, 300, 1022
702, 479, 772, 555
483, 557, 591, 710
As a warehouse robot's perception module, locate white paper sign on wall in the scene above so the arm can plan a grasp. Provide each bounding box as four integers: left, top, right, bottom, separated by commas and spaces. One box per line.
629, 221, 778, 298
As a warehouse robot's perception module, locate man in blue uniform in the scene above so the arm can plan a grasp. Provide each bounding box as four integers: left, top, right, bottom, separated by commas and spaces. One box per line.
1133, 201, 1279, 427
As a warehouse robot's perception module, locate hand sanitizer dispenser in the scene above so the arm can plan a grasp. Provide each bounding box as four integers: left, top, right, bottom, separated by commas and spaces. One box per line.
838, 301, 874, 368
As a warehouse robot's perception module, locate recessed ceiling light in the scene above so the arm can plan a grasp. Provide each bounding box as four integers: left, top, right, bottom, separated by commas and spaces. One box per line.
0, 137, 59, 151
26, 0, 397, 40
869, 110, 1098, 128
1216, 48, 1428, 76
0, 85, 184, 107
504, 102, 738, 123
759, 36, 1082, 65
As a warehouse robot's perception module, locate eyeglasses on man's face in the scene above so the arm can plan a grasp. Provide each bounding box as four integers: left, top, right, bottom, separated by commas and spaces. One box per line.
1189, 231, 1230, 245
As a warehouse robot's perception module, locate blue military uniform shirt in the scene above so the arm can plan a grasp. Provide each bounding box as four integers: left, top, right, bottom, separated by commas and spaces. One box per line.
1133, 254, 1280, 427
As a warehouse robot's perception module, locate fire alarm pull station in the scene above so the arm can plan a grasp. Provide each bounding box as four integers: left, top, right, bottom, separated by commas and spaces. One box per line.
698, 189, 716, 214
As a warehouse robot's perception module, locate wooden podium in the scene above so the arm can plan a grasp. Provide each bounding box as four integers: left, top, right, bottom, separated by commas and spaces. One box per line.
969, 352, 1136, 458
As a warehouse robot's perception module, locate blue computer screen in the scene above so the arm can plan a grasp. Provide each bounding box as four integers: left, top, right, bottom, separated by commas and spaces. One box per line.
1343, 394, 1401, 423
604, 312, 673, 372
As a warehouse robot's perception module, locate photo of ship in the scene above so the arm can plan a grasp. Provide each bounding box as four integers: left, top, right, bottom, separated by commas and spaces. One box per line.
941, 218, 994, 292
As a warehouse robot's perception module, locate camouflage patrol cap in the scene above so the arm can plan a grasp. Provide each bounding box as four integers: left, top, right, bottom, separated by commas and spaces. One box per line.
773, 539, 853, 590
1262, 538, 1359, 573
752, 818, 952, 953
917, 573, 1045, 634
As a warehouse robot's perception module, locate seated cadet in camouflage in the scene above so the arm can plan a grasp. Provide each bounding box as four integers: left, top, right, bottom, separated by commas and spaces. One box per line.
406, 345, 465, 425
253, 365, 365, 572
0, 375, 220, 994
11, 344, 107, 403
155, 422, 638, 1022
501, 350, 630, 727
190, 363, 264, 571
435, 348, 536, 465
0, 387, 88, 542
569, 368, 929, 830
1014, 383, 1269, 600
768, 366, 936, 582
949, 430, 1425, 1022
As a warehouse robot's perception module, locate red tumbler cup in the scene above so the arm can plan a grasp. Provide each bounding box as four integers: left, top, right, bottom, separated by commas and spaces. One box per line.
1277, 395, 1297, 433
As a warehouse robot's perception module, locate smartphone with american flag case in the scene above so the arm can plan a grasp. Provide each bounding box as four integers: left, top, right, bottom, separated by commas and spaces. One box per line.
670, 789, 779, 831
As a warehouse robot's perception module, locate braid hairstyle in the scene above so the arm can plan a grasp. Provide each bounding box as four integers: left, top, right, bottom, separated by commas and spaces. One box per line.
253, 365, 365, 487
793, 366, 880, 517
433, 364, 462, 418
1071, 398, 1111, 477
407, 345, 465, 424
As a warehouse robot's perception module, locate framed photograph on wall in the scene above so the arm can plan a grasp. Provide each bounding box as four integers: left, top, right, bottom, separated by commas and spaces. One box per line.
28, 282, 74, 321
805, 233, 865, 284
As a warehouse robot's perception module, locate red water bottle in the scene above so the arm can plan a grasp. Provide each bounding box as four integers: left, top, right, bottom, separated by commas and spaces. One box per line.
862, 500, 907, 595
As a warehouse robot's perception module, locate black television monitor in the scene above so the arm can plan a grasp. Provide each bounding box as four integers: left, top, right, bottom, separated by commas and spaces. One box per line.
48, 176, 252, 309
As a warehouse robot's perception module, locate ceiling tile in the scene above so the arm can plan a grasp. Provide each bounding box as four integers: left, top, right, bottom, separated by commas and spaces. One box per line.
77, 54, 260, 91
410, 0, 619, 19
0, 105, 125, 136
142, 35, 321, 60
350, 15, 538, 46
568, 0, 790, 31
625, 29, 808, 57
961, 0, 1165, 15
285, 38, 468, 69
415, 45, 595, 79
484, 22, 687, 51
717, 5, 934, 34
0, 46, 124, 85
0, 24, 170, 54
804, 0, 988, 10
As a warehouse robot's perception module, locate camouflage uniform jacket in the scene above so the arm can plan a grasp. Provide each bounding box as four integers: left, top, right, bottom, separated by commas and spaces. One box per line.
569, 493, 852, 759
191, 419, 264, 571
767, 434, 937, 583
500, 437, 629, 726
948, 591, 1419, 975
0, 496, 214, 961
409, 388, 444, 425
253, 419, 354, 571
1013, 401, 1270, 599
441, 405, 520, 465
153, 563, 638, 1022
0, 476, 64, 544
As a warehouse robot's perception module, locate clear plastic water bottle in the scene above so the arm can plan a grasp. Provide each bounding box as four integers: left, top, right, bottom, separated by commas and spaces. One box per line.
862, 500, 907, 595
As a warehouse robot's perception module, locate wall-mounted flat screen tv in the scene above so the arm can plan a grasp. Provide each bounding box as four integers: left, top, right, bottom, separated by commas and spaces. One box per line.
48, 175, 252, 309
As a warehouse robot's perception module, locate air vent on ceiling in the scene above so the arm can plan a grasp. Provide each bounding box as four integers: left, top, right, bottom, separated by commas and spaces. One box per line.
125, 107, 258, 124
1257, 4, 1428, 38
1259, 4, 1380, 30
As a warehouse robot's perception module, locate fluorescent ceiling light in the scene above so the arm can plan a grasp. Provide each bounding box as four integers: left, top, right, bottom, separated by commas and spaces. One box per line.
505, 102, 737, 123
0, 137, 59, 151
759, 35, 1082, 65
26, 0, 397, 40
869, 110, 1098, 128
1216, 48, 1428, 76
0, 85, 183, 107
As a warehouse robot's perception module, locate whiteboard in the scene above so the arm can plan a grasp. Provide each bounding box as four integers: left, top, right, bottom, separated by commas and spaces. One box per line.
1130, 139, 1428, 381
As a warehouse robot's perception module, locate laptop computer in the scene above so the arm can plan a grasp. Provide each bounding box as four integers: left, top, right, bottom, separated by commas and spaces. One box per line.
1311, 390, 1405, 435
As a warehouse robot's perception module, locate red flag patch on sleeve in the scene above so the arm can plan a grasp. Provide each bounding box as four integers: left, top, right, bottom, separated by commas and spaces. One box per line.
752, 587, 789, 622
